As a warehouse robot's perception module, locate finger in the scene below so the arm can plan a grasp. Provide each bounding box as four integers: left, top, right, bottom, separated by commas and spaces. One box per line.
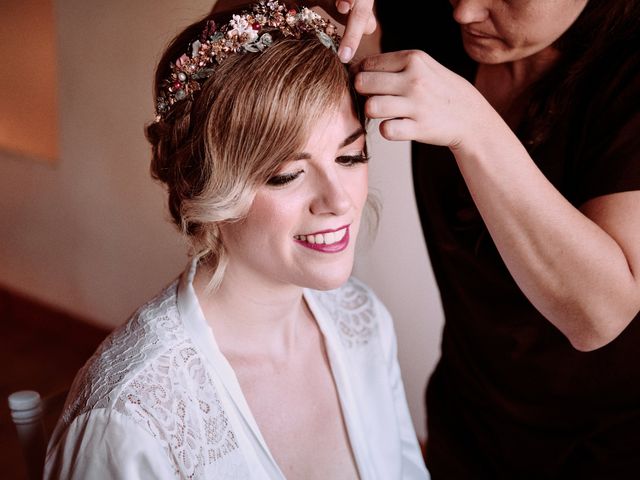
359, 50, 428, 73
365, 95, 415, 120
365, 13, 377, 35
335, 1, 376, 34
336, 0, 350, 14
355, 71, 407, 96
338, 0, 376, 62
379, 118, 418, 142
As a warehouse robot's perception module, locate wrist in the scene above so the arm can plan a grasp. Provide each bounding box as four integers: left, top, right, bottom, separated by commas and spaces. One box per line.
450, 99, 512, 157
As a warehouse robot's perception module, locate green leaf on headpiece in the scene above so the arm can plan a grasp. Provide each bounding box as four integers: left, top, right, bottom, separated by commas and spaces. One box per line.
316, 31, 336, 51
260, 33, 273, 46
192, 68, 215, 80
209, 32, 224, 43
244, 43, 261, 52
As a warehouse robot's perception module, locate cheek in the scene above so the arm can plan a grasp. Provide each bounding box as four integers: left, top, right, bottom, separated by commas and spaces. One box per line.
490, 4, 543, 44
507, 3, 581, 48
240, 191, 305, 239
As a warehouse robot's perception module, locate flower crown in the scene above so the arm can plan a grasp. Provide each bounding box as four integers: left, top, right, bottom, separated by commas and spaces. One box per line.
155, 0, 341, 121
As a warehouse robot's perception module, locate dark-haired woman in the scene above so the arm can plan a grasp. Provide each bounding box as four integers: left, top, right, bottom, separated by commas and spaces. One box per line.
331, 0, 640, 477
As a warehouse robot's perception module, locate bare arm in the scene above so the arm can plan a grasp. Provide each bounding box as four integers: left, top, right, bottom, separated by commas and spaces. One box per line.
452, 111, 640, 351
356, 50, 640, 351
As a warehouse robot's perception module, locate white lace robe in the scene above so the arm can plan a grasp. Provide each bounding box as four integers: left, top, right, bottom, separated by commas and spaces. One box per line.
45, 262, 429, 479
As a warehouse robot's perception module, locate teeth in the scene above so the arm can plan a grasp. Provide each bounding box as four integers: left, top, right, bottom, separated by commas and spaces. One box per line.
334, 228, 347, 242
295, 227, 347, 245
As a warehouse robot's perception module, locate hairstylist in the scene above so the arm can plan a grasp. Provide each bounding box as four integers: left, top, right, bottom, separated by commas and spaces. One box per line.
321, 0, 640, 478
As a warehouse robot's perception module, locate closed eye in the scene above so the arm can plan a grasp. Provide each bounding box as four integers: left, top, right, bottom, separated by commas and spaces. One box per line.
266, 170, 304, 186
336, 154, 370, 167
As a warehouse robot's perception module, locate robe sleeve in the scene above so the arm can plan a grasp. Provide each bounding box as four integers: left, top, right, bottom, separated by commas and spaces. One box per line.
45, 408, 177, 480
376, 298, 432, 479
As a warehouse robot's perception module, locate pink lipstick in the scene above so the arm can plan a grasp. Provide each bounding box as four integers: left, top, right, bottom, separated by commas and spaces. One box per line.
294, 225, 350, 253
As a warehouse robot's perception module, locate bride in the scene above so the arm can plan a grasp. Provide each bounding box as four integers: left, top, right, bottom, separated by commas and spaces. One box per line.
45, 2, 429, 478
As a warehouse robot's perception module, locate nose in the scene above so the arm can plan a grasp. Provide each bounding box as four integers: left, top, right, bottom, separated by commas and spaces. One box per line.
309, 168, 351, 217
451, 0, 490, 25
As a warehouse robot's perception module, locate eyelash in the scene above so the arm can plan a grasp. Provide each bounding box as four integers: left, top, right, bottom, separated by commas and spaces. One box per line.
337, 153, 370, 167
266, 154, 369, 186
266, 171, 302, 186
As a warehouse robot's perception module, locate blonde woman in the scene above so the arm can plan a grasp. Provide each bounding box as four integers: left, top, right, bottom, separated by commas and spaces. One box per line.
44, 2, 429, 479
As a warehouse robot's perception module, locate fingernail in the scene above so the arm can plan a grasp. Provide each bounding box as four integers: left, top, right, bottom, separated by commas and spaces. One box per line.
337, 1, 350, 14
339, 46, 352, 63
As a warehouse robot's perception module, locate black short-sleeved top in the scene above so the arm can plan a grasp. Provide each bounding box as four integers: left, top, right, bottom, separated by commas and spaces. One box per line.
377, 1, 640, 477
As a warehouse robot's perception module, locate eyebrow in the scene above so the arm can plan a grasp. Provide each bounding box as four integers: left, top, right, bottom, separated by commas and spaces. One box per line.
340, 127, 366, 148
292, 127, 365, 160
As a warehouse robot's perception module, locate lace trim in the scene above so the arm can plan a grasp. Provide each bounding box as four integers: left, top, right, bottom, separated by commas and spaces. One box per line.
60, 282, 181, 425
316, 278, 378, 348
57, 281, 244, 477
114, 343, 240, 477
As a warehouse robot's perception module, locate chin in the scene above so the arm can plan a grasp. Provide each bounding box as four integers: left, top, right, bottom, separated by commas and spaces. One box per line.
301, 264, 354, 292
463, 42, 506, 65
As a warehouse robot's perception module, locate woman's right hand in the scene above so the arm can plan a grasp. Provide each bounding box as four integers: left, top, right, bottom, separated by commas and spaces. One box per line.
307, 0, 377, 62
355, 49, 501, 151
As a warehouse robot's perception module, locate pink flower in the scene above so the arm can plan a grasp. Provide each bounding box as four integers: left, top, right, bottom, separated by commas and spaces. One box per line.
176, 54, 189, 68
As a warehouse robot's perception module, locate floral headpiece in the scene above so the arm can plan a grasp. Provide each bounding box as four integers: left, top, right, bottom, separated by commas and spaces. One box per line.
155, 0, 341, 121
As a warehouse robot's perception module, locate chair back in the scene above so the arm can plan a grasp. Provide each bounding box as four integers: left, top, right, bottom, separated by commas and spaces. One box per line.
8, 389, 67, 480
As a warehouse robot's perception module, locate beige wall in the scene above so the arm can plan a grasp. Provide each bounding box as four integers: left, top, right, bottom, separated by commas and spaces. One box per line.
0, 0, 442, 440
354, 128, 444, 440
0, 0, 59, 163
0, 0, 209, 326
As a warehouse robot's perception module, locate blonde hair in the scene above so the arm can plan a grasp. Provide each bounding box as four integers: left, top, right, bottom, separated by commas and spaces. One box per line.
146, 12, 364, 289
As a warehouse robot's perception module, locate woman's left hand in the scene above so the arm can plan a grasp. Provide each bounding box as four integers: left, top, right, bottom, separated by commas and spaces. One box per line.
355, 49, 499, 151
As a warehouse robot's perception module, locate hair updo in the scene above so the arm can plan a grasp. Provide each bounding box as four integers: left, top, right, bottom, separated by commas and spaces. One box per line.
145, 3, 364, 289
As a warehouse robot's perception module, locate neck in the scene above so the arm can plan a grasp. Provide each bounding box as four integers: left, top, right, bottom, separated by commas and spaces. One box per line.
501, 46, 561, 90
475, 46, 561, 126
193, 261, 312, 361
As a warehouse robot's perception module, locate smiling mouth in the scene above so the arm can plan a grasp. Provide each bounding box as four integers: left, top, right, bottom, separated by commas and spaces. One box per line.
294, 225, 350, 253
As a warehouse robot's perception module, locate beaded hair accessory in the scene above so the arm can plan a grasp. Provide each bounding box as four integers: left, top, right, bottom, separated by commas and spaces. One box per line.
155, 0, 341, 121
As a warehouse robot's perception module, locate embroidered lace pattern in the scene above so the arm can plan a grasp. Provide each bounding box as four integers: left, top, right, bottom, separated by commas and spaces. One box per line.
315, 278, 379, 348
56, 281, 246, 478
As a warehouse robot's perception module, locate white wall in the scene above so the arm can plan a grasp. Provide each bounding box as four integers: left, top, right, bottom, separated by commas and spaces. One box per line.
354, 125, 444, 440
0, 0, 212, 324
0, 0, 443, 440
